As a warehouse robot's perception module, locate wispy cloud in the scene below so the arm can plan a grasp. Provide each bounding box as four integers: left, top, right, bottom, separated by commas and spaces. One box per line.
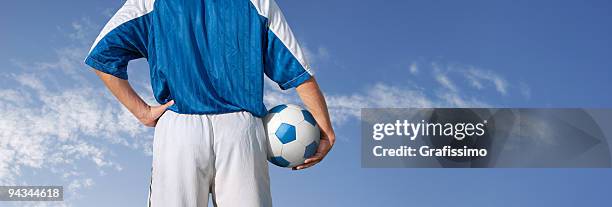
0, 74, 149, 178
429, 62, 517, 96
464, 67, 508, 95
435, 72, 459, 92
432, 62, 460, 92
302, 44, 331, 74
0, 18, 153, 206
409, 62, 419, 75
264, 77, 489, 130
264, 58, 520, 131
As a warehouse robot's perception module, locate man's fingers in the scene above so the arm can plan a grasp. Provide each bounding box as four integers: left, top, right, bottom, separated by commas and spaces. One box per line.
289, 127, 335, 170
296, 155, 323, 170
308, 141, 332, 160
304, 153, 324, 164
293, 160, 320, 170
155, 100, 175, 112
299, 161, 319, 169
161, 100, 175, 109
292, 154, 323, 170
152, 100, 175, 116
300, 141, 332, 165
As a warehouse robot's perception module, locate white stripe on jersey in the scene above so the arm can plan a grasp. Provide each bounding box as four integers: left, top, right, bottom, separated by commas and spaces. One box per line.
88, 0, 156, 55
250, 0, 313, 75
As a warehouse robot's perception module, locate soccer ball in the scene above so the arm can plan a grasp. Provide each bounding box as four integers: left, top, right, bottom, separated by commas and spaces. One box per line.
264, 104, 320, 168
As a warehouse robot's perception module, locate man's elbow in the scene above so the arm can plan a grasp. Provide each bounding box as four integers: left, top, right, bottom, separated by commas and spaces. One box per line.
296, 76, 318, 91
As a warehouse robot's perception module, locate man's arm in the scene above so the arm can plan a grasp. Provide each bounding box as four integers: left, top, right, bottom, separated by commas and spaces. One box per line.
293, 77, 336, 170
94, 70, 174, 127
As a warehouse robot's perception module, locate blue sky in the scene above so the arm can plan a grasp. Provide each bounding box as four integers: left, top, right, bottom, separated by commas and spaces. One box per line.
1, 0, 612, 206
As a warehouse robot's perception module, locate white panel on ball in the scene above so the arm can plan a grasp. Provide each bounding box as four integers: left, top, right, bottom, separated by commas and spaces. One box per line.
282, 140, 307, 166
265, 114, 283, 137
267, 132, 283, 159
278, 106, 304, 126
295, 121, 320, 146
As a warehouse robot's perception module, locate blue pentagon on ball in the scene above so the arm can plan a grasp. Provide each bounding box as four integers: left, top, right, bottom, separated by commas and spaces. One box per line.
270, 156, 290, 167
301, 109, 317, 126
268, 104, 288, 113
275, 123, 296, 144
303, 141, 318, 159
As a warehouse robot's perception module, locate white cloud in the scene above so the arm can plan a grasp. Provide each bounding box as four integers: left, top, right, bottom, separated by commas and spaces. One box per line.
424, 62, 512, 96
409, 62, 418, 75
303, 45, 330, 66
0, 19, 153, 205
264, 59, 520, 132
431, 62, 459, 92
464, 67, 508, 95
0, 89, 32, 105
0, 75, 150, 184
465, 73, 484, 89
68, 178, 95, 194
67, 18, 99, 45
301, 44, 333, 74
14, 73, 47, 92
265, 78, 492, 132
436, 91, 489, 108
435, 72, 459, 92
265, 79, 488, 129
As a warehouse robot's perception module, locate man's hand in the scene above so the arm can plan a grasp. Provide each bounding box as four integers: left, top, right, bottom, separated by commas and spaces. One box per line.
94, 70, 174, 128
293, 77, 336, 170
293, 131, 335, 170
137, 100, 175, 127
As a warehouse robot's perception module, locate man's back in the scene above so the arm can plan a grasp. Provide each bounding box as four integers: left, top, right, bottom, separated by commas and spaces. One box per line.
86, 0, 312, 117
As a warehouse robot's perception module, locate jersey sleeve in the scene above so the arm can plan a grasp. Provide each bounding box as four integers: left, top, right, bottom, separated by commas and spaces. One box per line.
259, 0, 313, 90
84, 0, 153, 80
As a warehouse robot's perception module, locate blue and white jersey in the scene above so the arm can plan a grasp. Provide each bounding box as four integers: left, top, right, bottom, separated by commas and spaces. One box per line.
85, 0, 312, 117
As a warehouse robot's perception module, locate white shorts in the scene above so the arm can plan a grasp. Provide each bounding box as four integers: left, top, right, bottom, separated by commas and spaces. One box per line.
147, 110, 272, 207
